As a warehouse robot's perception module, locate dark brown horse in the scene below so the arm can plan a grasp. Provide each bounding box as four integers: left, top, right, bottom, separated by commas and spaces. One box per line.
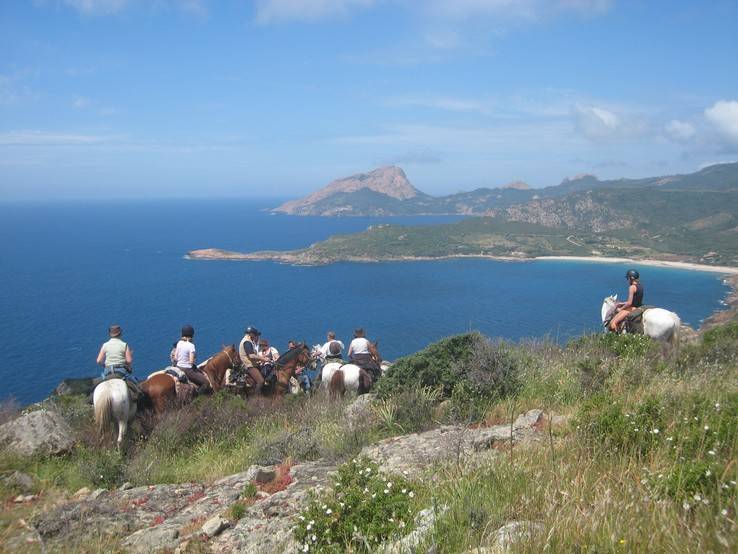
200, 344, 243, 391
263, 343, 312, 398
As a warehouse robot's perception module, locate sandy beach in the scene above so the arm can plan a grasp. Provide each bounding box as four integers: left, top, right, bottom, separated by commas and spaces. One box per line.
534, 256, 738, 275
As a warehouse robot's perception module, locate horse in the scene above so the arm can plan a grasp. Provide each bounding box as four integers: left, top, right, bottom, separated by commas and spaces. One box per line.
266, 343, 312, 397
601, 295, 681, 345
325, 341, 385, 398
200, 344, 243, 392
93, 378, 136, 449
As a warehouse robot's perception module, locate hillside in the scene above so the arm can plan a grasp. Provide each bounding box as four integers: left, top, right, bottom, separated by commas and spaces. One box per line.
272, 162, 738, 217
191, 183, 738, 267
1, 320, 736, 552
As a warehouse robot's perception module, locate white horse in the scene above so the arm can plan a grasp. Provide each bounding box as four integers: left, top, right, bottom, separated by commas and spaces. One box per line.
93, 379, 136, 449
601, 295, 681, 345
321, 360, 393, 397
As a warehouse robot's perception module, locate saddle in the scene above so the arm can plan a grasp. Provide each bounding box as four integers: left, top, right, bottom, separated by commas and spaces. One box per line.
623, 306, 653, 335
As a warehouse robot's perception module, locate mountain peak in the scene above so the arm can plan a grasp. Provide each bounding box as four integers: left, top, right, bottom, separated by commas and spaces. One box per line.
275, 166, 421, 214
498, 180, 530, 190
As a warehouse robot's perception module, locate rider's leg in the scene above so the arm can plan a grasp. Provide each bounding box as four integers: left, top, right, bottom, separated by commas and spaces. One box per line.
609, 308, 632, 332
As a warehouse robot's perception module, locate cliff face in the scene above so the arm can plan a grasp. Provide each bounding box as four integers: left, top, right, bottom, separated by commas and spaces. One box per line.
275, 166, 420, 215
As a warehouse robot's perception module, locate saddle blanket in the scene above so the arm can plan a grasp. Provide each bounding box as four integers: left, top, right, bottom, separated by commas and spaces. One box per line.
624, 306, 654, 335
147, 366, 188, 382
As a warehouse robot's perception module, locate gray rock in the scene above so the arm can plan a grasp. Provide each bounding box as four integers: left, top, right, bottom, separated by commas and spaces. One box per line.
344, 393, 376, 428
512, 409, 544, 430
494, 521, 545, 551
89, 488, 107, 500
53, 376, 97, 397
201, 515, 229, 537
3, 470, 34, 492
360, 410, 544, 477
379, 505, 448, 553
0, 409, 75, 457
119, 482, 134, 491
123, 526, 180, 553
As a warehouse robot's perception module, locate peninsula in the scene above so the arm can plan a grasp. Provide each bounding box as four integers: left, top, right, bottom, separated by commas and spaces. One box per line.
189, 162, 738, 269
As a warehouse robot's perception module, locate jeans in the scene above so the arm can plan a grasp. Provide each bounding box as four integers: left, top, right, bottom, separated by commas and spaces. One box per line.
102, 366, 137, 383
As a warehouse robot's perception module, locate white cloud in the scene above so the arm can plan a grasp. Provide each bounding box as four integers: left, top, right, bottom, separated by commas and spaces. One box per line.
255, 0, 374, 23
0, 130, 119, 145
705, 100, 738, 147
664, 119, 695, 141
571, 104, 646, 141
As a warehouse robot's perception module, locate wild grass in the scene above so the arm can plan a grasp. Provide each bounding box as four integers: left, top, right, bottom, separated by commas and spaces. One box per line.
2, 319, 737, 552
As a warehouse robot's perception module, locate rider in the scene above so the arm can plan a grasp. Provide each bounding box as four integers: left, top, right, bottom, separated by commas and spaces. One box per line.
320, 331, 344, 361
348, 328, 381, 381
238, 326, 260, 366
609, 269, 644, 333
174, 325, 210, 394
96, 324, 141, 402
256, 338, 279, 382
97, 324, 134, 381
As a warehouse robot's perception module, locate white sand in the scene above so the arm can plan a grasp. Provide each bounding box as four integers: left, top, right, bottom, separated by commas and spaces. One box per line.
535, 256, 738, 275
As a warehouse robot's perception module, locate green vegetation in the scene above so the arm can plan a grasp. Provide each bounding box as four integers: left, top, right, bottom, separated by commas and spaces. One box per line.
2, 316, 737, 552
294, 458, 422, 553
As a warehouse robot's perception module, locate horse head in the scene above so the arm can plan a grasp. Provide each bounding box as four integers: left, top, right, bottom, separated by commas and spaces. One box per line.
601, 295, 618, 324
369, 340, 383, 365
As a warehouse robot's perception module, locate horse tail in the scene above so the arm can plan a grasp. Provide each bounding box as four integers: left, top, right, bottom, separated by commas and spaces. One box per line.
669, 312, 682, 347
329, 370, 345, 399
95, 388, 114, 442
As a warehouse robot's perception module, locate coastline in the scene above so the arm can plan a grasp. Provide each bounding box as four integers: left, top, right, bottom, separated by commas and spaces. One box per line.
187, 248, 738, 330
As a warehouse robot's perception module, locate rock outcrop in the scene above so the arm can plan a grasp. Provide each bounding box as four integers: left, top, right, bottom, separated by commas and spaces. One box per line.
0, 409, 76, 457
30, 409, 547, 552
274, 166, 420, 215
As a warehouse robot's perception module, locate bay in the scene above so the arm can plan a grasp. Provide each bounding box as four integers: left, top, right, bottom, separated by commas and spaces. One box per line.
0, 199, 729, 404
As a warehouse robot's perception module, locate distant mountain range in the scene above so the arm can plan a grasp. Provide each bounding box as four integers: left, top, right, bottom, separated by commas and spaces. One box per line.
273, 162, 738, 218
191, 162, 738, 267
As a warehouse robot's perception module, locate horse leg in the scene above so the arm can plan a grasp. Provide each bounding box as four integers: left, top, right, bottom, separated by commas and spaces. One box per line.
117, 418, 128, 450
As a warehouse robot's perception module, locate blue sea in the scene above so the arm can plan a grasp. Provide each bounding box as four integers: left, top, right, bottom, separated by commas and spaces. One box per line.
0, 199, 730, 404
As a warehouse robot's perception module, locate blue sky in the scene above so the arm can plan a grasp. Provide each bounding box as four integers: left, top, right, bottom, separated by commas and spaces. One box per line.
1, 0, 737, 199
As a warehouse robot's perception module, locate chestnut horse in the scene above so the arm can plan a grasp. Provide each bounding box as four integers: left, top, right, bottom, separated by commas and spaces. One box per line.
261, 343, 312, 398
141, 345, 242, 413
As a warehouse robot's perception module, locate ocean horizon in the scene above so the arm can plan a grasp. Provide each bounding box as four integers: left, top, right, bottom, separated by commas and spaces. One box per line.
0, 199, 730, 404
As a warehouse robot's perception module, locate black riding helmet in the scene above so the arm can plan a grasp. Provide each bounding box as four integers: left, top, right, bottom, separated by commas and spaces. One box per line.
181, 324, 195, 338
625, 269, 640, 280
245, 326, 261, 336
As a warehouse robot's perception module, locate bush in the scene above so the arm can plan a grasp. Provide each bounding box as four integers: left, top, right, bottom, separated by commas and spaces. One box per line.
678, 321, 738, 370
294, 458, 421, 553
374, 387, 441, 434
375, 334, 523, 415
375, 333, 481, 398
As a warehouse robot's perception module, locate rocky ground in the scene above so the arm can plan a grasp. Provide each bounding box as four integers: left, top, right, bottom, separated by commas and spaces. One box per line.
8, 403, 549, 553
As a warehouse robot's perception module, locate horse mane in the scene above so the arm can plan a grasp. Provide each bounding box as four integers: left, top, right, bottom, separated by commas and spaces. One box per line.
275, 344, 306, 366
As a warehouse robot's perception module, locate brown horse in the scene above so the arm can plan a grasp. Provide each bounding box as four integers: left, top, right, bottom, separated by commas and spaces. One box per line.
140, 373, 180, 414
264, 343, 312, 398
200, 344, 243, 392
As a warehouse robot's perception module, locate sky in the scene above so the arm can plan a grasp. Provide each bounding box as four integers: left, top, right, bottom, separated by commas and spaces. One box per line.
1, 0, 737, 199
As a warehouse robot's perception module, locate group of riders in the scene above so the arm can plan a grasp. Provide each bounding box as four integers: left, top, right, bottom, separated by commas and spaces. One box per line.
96, 323, 381, 398
96, 268, 646, 400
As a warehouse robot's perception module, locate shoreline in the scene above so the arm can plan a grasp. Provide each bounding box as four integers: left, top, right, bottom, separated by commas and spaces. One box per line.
187, 249, 738, 330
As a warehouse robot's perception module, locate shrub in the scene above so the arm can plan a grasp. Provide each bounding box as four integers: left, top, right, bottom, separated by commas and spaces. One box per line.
294, 458, 421, 553
375, 333, 481, 398
374, 387, 441, 434
376, 334, 523, 415
228, 502, 247, 521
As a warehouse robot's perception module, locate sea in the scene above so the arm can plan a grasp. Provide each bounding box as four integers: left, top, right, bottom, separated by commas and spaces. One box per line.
0, 199, 731, 404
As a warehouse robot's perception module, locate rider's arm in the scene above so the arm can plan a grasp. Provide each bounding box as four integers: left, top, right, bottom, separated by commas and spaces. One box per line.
96, 345, 106, 366
125, 345, 133, 367
189, 349, 196, 366
622, 284, 636, 309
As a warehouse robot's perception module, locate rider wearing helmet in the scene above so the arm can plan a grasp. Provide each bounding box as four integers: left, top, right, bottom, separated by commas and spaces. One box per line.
609, 270, 644, 332
174, 325, 210, 394
238, 326, 262, 368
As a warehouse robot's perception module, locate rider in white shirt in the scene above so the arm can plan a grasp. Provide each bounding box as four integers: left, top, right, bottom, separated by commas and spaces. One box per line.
320, 331, 344, 360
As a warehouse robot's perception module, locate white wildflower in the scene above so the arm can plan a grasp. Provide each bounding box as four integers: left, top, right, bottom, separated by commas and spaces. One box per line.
303, 543, 309, 552
721, 509, 728, 516
306, 524, 312, 531
634, 428, 639, 432
715, 402, 720, 410
325, 508, 332, 515
402, 489, 407, 494
387, 482, 392, 488
705, 470, 712, 477
399, 521, 406, 528
384, 489, 389, 494
693, 494, 702, 501
312, 534, 317, 542
372, 493, 377, 498
408, 491, 415, 498
652, 428, 659, 434
704, 425, 710, 431
666, 437, 673, 442
640, 479, 648, 485
708, 450, 716, 456
682, 501, 690, 511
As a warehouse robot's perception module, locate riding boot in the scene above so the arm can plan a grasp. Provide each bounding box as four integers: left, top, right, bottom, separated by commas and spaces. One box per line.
197, 383, 211, 395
